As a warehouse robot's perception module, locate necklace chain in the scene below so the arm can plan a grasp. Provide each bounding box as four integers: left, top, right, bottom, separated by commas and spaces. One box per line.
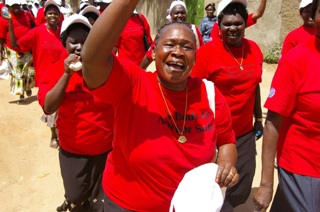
46, 26, 58, 36
158, 82, 188, 143
222, 40, 244, 70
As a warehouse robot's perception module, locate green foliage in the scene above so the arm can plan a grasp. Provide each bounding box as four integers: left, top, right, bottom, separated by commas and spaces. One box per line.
185, 0, 204, 26
264, 43, 282, 64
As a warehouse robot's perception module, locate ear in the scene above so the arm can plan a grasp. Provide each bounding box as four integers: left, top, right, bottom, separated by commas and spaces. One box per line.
152, 45, 156, 60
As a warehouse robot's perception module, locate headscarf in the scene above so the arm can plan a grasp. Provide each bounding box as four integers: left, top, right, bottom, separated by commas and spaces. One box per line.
166, 0, 187, 22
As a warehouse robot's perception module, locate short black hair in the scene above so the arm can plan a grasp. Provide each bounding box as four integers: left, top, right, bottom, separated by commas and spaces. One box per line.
218, 2, 248, 27
60, 23, 90, 47
205, 3, 215, 11
83, 12, 99, 21
154, 21, 196, 46
45, 5, 60, 15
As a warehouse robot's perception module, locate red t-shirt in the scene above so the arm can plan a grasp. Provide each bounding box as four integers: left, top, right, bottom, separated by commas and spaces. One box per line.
115, 14, 153, 65
38, 52, 114, 155
264, 36, 320, 178
14, 24, 63, 86
210, 13, 256, 41
280, 25, 316, 59
85, 56, 235, 211
192, 38, 263, 137
35, 7, 64, 28
0, 10, 33, 48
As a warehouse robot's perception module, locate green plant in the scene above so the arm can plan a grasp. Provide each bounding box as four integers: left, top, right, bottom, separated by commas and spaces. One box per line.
185, 0, 204, 26
264, 43, 282, 64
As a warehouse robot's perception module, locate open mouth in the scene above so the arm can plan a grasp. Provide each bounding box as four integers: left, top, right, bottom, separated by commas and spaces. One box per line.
167, 61, 185, 72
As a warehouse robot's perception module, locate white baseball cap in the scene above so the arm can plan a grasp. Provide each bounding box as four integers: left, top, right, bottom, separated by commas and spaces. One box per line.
169, 163, 224, 212
300, 0, 312, 8
61, 13, 92, 35
217, 0, 247, 16
44, 0, 60, 10
79, 5, 100, 17
6, 0, 21, 6
100, 0, 112, 3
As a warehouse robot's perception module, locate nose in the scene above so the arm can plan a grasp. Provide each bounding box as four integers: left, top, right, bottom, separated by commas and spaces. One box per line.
171, 45, 184, 57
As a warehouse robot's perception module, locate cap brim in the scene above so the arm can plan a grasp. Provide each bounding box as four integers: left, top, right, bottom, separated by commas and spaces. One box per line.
61, 14, 92, 35
79, 5, 100, 17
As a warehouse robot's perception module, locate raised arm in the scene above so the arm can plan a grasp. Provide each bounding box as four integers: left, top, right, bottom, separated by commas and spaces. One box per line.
81, 0, 139, 89
252, 0, 267, 21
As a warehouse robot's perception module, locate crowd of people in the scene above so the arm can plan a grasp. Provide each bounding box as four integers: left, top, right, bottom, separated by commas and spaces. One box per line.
1, 0, 319, 211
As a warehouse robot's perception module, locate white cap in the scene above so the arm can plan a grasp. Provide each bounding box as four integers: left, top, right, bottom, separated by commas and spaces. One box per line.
79, 5, 99, 17
100, 0, 112, 3
169, 163, 224, 212
166, 0, 187, 22
300, 0, 312, 8
79, 2, 89, 10
44, 0, 60, 10
61, 13, 92, 35
6, 0, 21, 6
217, 0, 247, 16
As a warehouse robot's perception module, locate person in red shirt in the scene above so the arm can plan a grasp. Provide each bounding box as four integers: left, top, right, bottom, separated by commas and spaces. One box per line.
38, 14, 114, 212
140, 0, 203, 70
210, 0, 267, 41
191, 1, 264, 211
0, 0, 35, 102
279, 0, 315, 59
35, 0, 64, 27
5, 0, 64, 149
81, 0, 240, 211
114, 9, 153, 66
253, 0, 320, 211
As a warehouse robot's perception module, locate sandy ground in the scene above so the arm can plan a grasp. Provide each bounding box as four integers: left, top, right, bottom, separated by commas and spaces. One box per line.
0, 62, 278, 212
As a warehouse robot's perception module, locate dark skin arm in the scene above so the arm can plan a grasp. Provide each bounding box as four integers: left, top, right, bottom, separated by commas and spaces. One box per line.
253, 110, 284, 212
139, 54, 153, 70
254, 84, 263, 140
81, 0, 139, 89
43, 54, 79, 114
252, 0, 267, 21
216, 143, 239, 187
1, 13, 19, 48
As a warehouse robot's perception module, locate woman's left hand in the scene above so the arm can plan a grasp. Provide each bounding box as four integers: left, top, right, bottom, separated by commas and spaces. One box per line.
215, 160, 239, 187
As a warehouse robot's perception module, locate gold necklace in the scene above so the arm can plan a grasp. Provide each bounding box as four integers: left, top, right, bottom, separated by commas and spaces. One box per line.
222, 40, 244, 70
158, 82, 188, 143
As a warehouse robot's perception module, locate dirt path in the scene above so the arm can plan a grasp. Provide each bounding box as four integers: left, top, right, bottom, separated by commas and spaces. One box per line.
0, 62, 277, 212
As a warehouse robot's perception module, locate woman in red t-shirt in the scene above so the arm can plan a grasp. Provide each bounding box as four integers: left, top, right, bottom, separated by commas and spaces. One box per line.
81, 0, 240, 211
0, 1, 34, 102
191, 1, 264, 211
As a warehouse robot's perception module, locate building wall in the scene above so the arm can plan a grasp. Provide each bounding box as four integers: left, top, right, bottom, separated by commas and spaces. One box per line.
137, 0, 302, 54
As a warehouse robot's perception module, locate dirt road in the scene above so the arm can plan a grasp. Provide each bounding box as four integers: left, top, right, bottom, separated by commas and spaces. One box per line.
0, 63, 277, 212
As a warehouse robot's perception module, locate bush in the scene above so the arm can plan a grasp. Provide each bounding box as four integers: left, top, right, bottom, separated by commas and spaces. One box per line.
264, 43, 282, 64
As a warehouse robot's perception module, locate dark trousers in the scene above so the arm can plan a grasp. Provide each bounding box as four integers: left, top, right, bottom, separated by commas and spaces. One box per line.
58, 148, 109, 212
270, 167, 320, 212
220, 130, 256, 212
104, 194, 132, 212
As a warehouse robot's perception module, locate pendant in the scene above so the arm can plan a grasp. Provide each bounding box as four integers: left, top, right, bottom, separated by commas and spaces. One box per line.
240, 66, 244, 70
178, 135, 187, 143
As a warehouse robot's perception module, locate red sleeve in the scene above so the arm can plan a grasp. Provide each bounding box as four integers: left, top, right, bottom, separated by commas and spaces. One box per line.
0, 17, 8, 39
209, 21, 219, 40
215, 86, 236, 146
16, 27, 37, 52
246, 13, 256, 28
195, 25, 204, 47
35, 8, 44, 26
